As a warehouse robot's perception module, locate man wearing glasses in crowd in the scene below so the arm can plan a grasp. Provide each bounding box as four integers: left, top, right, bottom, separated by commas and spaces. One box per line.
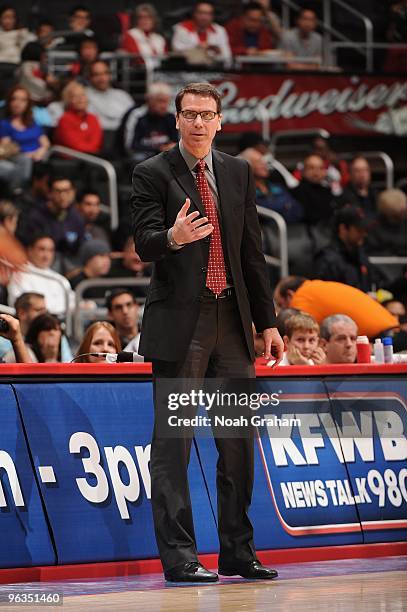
131, 82, 283, 583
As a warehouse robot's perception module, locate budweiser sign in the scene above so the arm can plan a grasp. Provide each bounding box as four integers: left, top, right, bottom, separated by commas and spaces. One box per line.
155, 71, 407, 135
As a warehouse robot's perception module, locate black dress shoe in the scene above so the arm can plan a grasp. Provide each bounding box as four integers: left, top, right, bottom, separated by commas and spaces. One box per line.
218, 560, 278, 579
165, 561, 219, 582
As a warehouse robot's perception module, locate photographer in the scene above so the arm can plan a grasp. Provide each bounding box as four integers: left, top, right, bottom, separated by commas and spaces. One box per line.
0, 314, 32, 363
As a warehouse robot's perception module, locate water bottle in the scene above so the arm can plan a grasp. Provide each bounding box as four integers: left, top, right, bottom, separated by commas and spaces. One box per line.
373, 338, 384, 364
383, 337, 393, 364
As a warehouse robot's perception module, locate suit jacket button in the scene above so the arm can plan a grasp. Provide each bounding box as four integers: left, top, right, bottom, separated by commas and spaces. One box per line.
204, 237, 210, 243
201, 266, 207, 273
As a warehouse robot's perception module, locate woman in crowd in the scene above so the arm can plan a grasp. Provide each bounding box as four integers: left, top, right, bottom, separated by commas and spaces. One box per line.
121, 3, 167, 68
0, 85, 50, 190
54, 81, 103, 154
24, 312, 63, 363
75, 321, 121, 363
0, 6, 34, 64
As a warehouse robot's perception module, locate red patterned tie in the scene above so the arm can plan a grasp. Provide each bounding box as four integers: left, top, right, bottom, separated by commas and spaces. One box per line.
195, 159, 227, 296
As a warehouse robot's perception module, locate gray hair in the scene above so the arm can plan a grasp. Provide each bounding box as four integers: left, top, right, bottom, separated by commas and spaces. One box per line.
135, 3, 158, 24
146, 81, 171, 99
320, 314, 357, 340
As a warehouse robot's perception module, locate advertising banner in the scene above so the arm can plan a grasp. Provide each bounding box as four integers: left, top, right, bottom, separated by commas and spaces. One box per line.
14, 382, 219, 564
0, 384, 55, 568
157, 71, 407, 136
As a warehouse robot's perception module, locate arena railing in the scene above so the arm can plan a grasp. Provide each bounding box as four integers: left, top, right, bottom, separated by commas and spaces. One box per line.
44, 145, 119, 231
73, 277, 150, 343
269, 129, 331, 157
256, 207, 289, 279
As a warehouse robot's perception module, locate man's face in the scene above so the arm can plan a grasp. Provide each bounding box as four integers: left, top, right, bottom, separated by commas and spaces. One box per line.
148, 94, 170, 116
303, 155, 326, 184
77, 193, 101, 222
70, 9, 91, 32
249, 150, 269, 179
273, 287, 291, 312
109, 293, 139, 332
176, 93, 221, 154
49, 180, 75, 212
242, 9, 263, 33
18, 297, 47, 327
297, 10, 317, 34
89, 62, 111, 91
286, 329, 319, 359
384, 300, 406, 321
194, 3, 214, 29
28, 238, 55, 269
86, 254, 111, 276
322, 321, 357, 364
350, 159, 371, 188
0, 8, 16, 31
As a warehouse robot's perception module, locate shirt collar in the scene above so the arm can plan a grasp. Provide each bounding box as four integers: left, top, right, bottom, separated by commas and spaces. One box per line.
179, 140, 213, 173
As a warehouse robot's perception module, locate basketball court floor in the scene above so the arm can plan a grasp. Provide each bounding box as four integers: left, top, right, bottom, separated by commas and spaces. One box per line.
0, 556, 405, 611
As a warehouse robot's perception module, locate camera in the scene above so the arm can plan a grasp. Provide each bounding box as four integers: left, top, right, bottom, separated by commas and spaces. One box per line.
0, 318, 10, 334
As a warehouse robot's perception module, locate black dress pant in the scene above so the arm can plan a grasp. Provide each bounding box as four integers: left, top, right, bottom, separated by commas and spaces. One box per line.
150, 291, 256, 571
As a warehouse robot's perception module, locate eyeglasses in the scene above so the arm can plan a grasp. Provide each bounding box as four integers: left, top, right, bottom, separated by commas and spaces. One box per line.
179, 110, 218, 122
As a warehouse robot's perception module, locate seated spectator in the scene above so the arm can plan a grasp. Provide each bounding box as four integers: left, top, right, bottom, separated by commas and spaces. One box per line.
341, 156, 377, 218
7, 233, 75, 317
0, 6, 34, 64
121, 3, 166, 69
239, 147, 304, 223
291, 153, 336, 226
294, 137, 349, 196
76, 189, 111, 245
252, 0, 282, 41
365, 189, 407, 256
106, 288, 141, 352
18, 41, 58, 103
280, 8, 322, 70
85, 60, 133, 130
15, 161, 50, 211
0, 86, 50, 190
18, 175, 85, 259
108, 235, 151, 297
314, 206, 382, 293
35, 19, 61, 49
268, 312, 325, 365
226, 2, 274, 56
54, 81, 103, 154
0, 291, 72, 362
67, 239, 111, 300
273, 276, 398, 338
75, 320, 121, 362
69, 36, 100, 82
119, 82, 177, 161
24, 313, 63, 362
172, 1, 232, 66
381, 299, 406, 323
0, 292, 46, 360
0, 313, 32, 363
319, 314, 358, 364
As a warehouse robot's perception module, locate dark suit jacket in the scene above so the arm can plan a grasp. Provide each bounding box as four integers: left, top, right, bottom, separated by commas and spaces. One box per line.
131, 145, 276, 362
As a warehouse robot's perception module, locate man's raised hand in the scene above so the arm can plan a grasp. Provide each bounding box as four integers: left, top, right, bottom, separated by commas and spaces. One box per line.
171, 198, 213, 245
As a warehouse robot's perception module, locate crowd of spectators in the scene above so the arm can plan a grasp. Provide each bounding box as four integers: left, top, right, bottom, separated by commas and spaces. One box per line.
0, 1, 406, 365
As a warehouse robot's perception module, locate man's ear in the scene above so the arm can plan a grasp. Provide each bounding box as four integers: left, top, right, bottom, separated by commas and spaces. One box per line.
319, 338, 328, 351
175, 113, 179, 130
216, 113, 222, 132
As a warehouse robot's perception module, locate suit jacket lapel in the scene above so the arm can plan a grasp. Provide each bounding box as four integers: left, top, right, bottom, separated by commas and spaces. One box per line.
212, 149, 232, 236
166, 146, 205, 216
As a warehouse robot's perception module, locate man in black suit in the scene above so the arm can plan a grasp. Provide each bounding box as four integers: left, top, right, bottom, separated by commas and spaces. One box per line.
131, 82, 283, 582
